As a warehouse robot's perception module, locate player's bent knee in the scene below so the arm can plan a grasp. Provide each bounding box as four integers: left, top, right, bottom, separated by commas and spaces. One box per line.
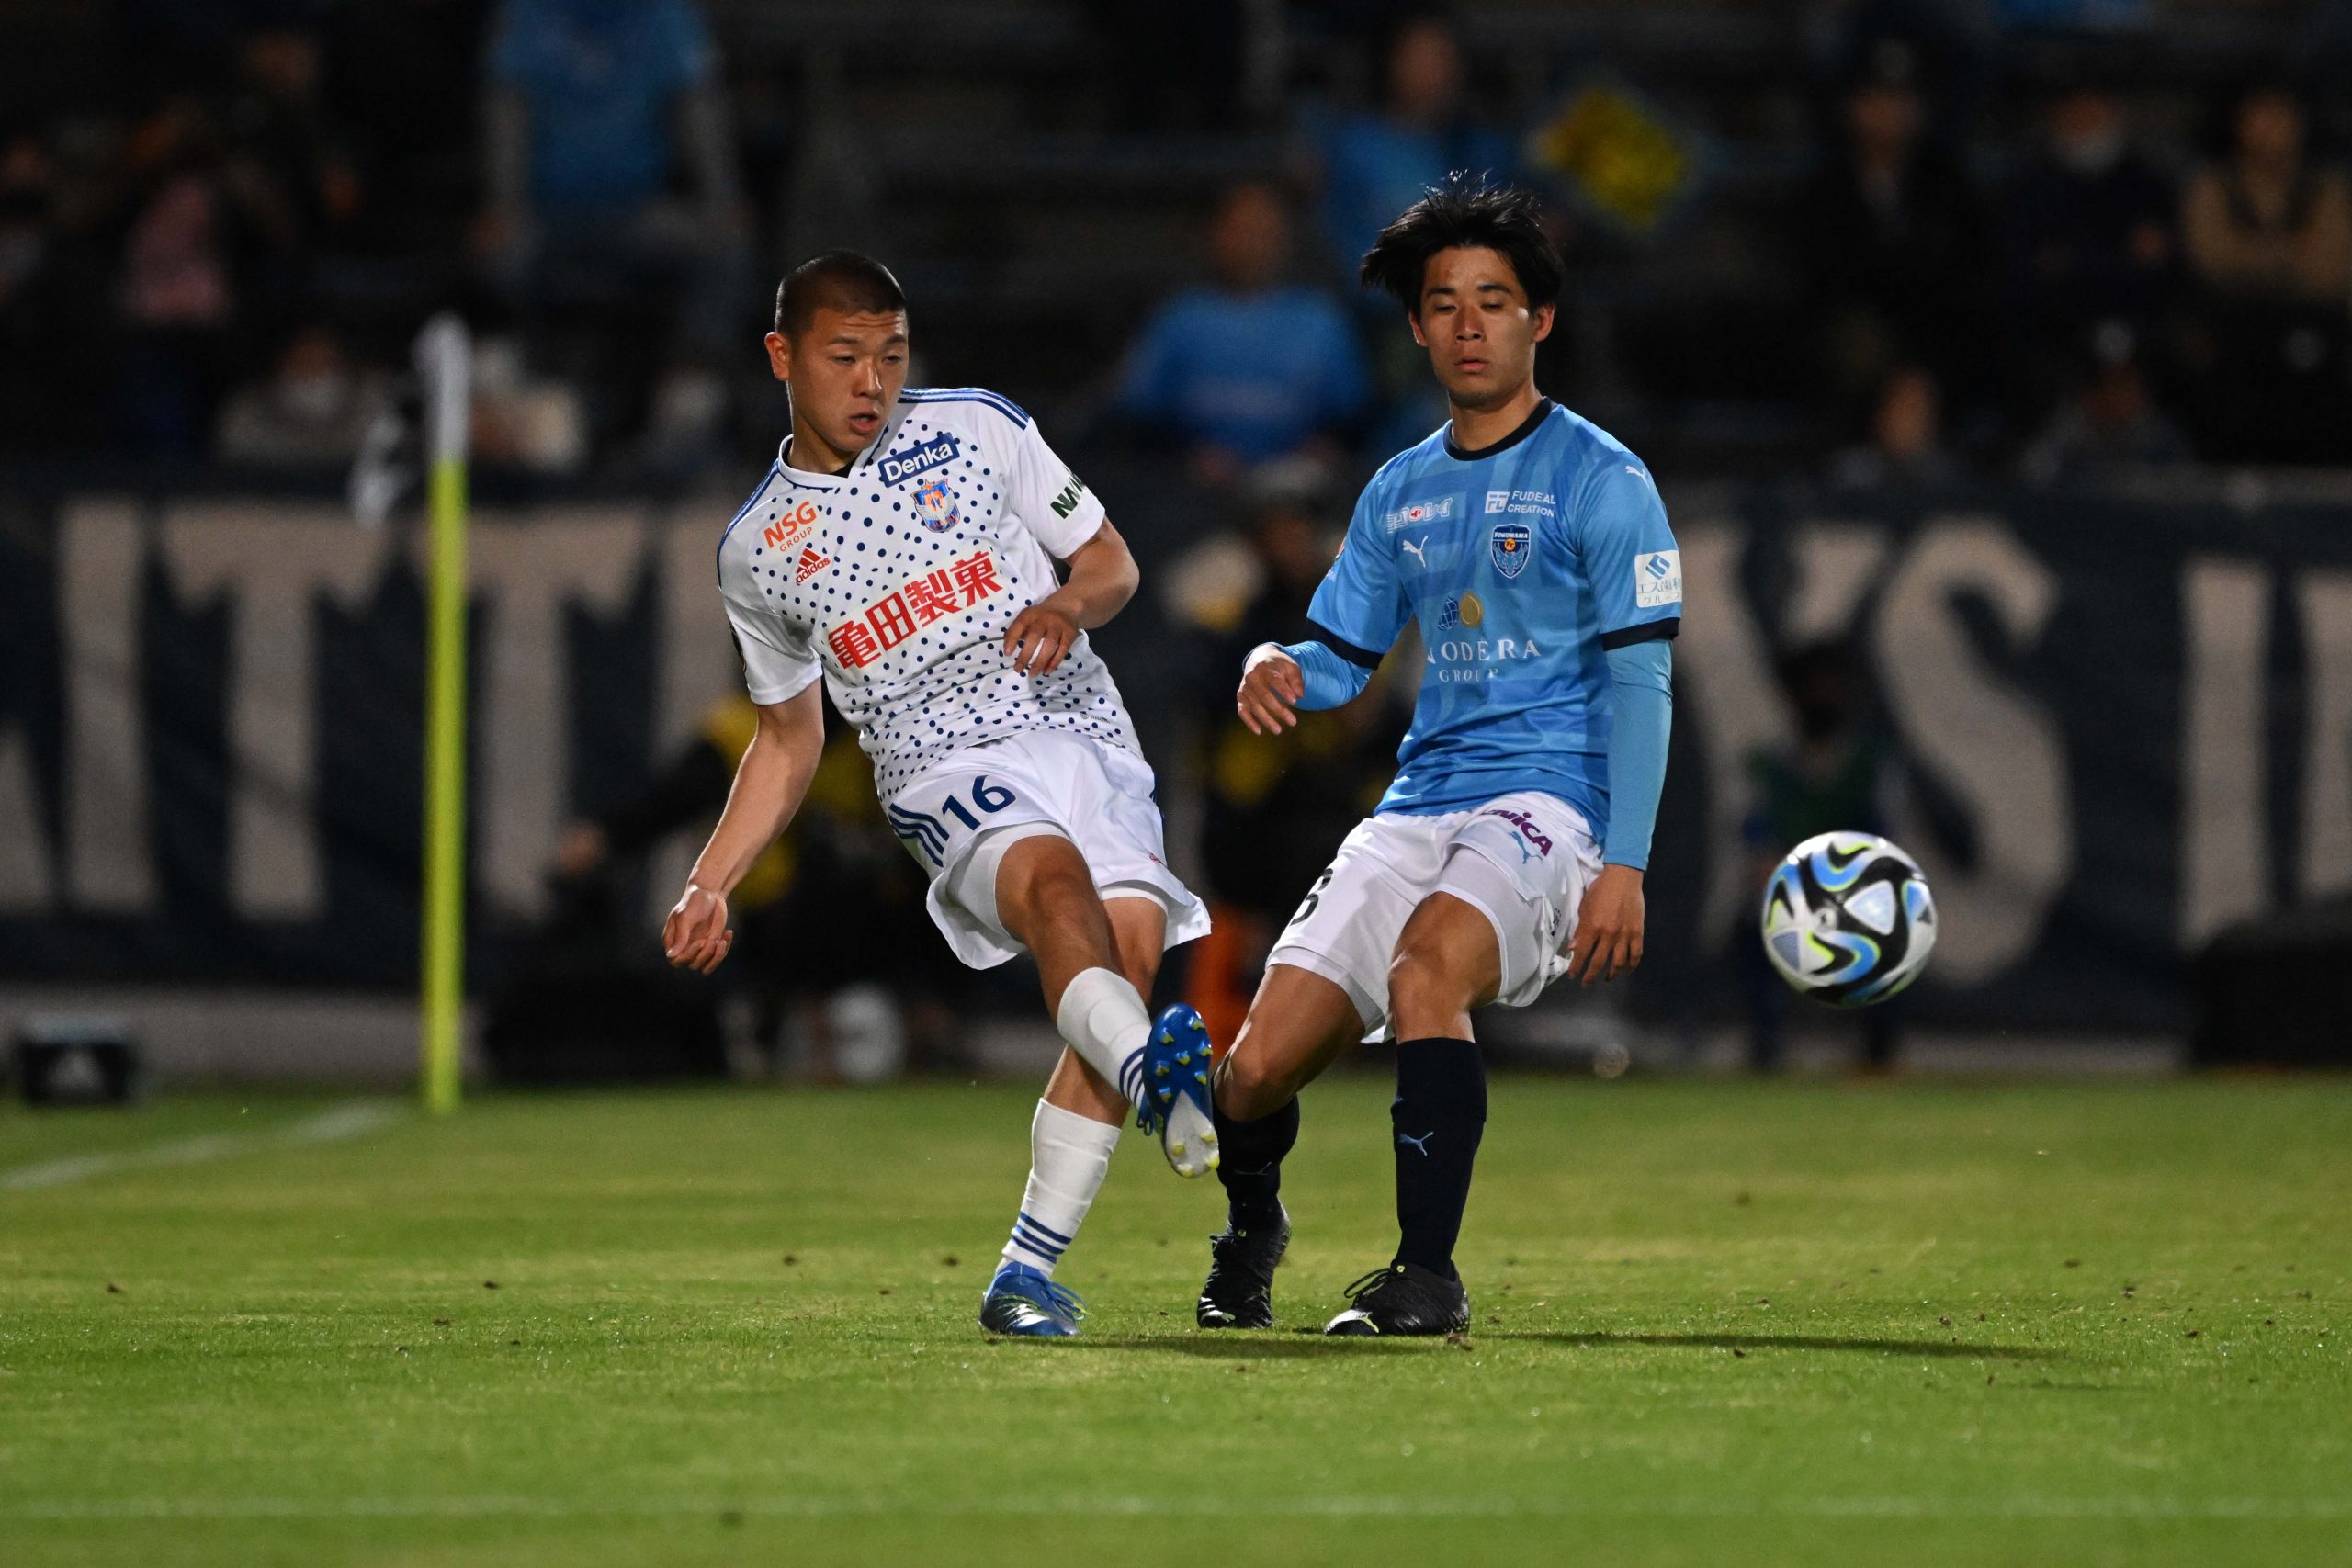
1217, 1028, 1304, 1121
1387, 942, 1476, 1028
995, 837, 1096, 928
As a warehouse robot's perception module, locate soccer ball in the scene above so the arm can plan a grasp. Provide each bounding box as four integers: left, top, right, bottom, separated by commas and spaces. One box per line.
1759, 831, 1938, 1007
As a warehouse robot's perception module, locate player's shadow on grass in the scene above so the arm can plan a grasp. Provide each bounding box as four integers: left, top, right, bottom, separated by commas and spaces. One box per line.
1060, 1335, 1430, 1358
1060, 1332, 2058, 1361
1495, 1331, 2059, 1360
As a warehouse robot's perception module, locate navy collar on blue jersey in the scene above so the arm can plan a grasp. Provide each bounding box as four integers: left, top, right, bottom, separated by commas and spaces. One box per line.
1443, 397, 1554, 463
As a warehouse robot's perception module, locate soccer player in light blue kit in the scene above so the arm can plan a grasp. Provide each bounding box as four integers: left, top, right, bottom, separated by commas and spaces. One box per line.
1195, 178, 1679, 1337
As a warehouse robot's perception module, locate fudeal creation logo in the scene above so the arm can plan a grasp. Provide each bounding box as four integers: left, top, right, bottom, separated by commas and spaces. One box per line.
914, 481, 962, 533
876, 431, 961, 487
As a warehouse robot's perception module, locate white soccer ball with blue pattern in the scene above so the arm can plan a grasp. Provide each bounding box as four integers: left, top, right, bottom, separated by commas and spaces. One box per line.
1760, 831, 1937, 1008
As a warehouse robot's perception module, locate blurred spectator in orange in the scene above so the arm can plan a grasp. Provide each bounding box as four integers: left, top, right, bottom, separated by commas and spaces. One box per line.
0, 129, 112, 452
1829, 365, 1962, 489
2000, 78, 2176, 421
477, 0, 752, 467
216, 323, 396, 468
1800, 41, 1995, 413
2020, 324, 2192, 485
2180, 84, 2352, 463
1114, 182, 1371, 488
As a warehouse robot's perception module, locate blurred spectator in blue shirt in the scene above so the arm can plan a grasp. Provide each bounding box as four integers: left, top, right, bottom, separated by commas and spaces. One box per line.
477, 0, 752, 469
1116, 181, 1371, 484
1317, 12, 1515, 279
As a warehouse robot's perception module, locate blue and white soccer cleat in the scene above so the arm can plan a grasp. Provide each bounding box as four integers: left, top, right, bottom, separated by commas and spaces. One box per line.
1127, 1004, 1219, 1179
978, 1262, 1085, 1337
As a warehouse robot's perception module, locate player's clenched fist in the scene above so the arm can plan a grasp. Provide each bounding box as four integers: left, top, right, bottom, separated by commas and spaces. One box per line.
1003, 598, 1080, 675
1237, 643, 1305, 735
663, 883, 734, 975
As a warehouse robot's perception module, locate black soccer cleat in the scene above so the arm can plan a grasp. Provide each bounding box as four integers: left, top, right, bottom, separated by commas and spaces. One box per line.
1323, 1261, 1471, 1337
1196, 1204, 1290, 1329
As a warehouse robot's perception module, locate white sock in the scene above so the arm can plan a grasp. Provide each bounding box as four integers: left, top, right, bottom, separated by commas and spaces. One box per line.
1054, 967, 1153, 1110
1000, 1099, 1120, 1276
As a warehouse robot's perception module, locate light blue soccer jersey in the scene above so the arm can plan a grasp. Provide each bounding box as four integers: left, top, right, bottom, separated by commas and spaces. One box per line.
1307, 400, 1681, 837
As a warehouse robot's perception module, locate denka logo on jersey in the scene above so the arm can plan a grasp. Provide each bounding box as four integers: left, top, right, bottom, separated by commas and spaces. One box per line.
825, 550, 1006, 670
763, 500, 820, 552
876, 431, 961, 487
1384, 496, 1455, 531
794, 545, 831, 583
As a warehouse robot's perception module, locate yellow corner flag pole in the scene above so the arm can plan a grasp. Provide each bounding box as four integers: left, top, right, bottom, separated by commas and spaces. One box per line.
417, 314, 470, 1114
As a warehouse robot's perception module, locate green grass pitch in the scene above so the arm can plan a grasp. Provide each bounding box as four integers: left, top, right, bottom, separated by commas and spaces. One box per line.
2, 1076, 2347, 1566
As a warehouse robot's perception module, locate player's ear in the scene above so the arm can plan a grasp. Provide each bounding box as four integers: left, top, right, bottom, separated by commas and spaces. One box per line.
764, 331, 793, 384
1407, 310, 1428, 348
1531, 303, 1556, 344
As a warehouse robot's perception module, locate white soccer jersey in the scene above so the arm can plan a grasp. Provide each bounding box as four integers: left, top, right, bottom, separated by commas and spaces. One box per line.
716, 387, 1142, 797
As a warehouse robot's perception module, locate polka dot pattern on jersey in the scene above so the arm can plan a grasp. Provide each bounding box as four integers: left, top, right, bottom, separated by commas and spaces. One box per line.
715, 393, 1139, 798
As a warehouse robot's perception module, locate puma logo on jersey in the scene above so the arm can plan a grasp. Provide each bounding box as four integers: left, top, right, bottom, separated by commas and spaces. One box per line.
1400, 536, 1430, 569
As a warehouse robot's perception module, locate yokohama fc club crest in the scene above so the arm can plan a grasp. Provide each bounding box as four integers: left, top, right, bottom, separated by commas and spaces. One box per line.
914, 481, 961, 533
1490, 523, 1531, 579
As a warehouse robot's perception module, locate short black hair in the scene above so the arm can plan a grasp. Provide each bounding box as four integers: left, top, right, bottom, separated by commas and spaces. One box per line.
773, 250, 907, 337
1359, 175, 1564, 317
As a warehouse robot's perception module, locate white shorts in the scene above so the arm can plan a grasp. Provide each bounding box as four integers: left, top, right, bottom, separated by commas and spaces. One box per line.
1266, 790, 1603, 1036
882, 731, 1210, 970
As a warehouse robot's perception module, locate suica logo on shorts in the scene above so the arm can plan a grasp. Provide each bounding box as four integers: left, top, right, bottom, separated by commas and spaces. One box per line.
1479, 807, 1553, 856
876, 432, 962, 487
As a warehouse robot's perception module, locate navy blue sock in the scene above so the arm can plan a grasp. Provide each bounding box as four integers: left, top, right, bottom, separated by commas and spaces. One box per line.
1391, 1037, 1487, 1279
1212, 1095, 1297, 1230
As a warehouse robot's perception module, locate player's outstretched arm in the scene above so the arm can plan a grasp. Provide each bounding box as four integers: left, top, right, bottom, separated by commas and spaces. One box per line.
662, 683, 826, 975
1002, 520, 1139, 676
1237, 637, 1374, 734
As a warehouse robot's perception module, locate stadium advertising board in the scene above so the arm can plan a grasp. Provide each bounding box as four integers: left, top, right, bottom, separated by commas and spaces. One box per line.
0, 480, 2343, 1031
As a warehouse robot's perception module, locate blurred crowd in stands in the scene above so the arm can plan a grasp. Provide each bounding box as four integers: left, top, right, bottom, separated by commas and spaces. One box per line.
3, 0, 2349, 486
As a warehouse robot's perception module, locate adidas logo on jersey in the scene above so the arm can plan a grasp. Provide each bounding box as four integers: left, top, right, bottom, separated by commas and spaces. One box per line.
795, 546, 831, 583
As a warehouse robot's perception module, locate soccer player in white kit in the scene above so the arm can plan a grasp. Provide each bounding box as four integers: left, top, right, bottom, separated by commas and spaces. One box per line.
662, 252, 1219, 1337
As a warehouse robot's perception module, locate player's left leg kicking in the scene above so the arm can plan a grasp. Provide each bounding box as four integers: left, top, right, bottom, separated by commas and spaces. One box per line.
877, 732, 1218, 1337
969, 828, 1216, 1337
